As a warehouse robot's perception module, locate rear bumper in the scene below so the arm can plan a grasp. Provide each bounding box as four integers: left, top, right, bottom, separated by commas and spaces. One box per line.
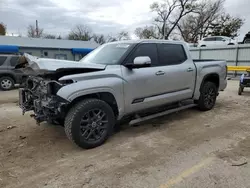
219, 79, 227, 91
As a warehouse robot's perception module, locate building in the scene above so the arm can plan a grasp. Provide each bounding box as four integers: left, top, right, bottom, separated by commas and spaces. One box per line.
0, 36, 99, 61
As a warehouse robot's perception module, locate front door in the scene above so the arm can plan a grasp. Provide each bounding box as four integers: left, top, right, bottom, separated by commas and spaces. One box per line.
121, 43, 165, 113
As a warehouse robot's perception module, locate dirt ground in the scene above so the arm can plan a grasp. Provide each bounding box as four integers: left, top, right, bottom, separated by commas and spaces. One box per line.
1, 81, 250, 188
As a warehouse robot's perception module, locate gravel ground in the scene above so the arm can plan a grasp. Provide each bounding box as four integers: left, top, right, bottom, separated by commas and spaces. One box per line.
1, 80, 250, 188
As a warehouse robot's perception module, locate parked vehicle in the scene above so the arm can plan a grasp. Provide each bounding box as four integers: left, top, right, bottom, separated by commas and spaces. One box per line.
198, 36, 237, 47
243, 32, 250, 44
0, 54, 26, 90
238, 69, 250, 95
18, 40, 227, 149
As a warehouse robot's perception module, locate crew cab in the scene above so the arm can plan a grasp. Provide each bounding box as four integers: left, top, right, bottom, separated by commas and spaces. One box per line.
18, 40, 227, 149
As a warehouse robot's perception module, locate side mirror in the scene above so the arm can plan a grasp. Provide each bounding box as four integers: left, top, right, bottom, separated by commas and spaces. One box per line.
222, 39, 226, 42
125, 56, 151, 69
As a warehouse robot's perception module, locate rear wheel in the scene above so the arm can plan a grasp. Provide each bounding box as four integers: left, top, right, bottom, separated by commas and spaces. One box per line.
198, 82, 217, 111
64, 99, 115, 149
0, 76, 15, 91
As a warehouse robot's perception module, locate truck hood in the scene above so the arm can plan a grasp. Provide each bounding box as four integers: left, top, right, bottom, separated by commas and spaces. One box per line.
16, 53, 106, 71
16, 53, 106, 80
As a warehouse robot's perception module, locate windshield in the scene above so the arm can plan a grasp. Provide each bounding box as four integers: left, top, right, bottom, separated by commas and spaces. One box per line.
80, 43, 132, 65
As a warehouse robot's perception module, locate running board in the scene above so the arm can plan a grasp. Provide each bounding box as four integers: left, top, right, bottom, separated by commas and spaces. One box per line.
129, 104, 197, 126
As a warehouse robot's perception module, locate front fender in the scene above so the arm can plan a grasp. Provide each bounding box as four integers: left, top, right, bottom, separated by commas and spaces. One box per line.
56, 77, 125, 118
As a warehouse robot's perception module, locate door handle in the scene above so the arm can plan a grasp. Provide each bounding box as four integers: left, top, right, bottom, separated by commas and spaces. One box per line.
155, 71, 165, 76
187, 68, 194, 72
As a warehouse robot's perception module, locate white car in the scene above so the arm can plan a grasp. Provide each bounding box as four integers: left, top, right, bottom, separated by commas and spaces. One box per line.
198, 36, 237, 47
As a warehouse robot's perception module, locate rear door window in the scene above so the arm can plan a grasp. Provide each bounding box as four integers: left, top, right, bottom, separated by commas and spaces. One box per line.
215, 37, 224, 41
10, 56, 19, 67
157, 43, 187, 66
0, 56, 7, 66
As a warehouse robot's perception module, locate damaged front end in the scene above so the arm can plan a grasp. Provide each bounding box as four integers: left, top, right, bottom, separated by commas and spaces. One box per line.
19, 76, 69, 124
17, 53, 106, 124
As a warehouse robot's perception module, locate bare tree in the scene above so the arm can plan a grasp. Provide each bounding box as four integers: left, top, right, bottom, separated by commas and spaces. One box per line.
105, 35, 118, 42
0, 22, 6, 35
68, 24, 92, 41
43, 34, 63, 39
27, 24, 44, 38
43, 34, 56, 39
177, 0, 225, 42
209, 14, 244, 38
93, 34, 106, 44
117, 31, 131, 40
150, 0, 199, 39
134, 26, 159, 39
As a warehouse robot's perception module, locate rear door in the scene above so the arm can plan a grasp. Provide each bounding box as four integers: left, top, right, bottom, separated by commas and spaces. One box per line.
155, 43, 196, 101
204, 37, 216, 46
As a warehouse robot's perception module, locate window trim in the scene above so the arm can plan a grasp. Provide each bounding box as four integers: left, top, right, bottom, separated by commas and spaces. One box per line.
156, 43, 188, 66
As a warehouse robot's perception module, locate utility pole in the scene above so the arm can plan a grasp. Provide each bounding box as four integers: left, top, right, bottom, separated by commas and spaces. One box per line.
36, 20, 39, 37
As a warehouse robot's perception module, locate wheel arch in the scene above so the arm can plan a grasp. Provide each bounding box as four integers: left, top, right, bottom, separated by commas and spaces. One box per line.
66, 92, 119, 118
0, 73, 16, 83
200, 73, 220, 91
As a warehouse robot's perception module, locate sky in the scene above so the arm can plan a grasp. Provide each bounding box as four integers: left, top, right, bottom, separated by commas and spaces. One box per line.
0, 0, 250, 41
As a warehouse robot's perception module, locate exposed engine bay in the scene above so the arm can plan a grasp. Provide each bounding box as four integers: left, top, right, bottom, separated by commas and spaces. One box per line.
17, 53, 105, 124
19, 76, 70, 124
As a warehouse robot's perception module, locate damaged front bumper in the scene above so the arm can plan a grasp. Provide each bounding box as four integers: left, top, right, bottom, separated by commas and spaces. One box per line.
19, 88, 69, 124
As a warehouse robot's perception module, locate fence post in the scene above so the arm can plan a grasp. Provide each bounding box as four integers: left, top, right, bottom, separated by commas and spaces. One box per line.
235, 46, 239, 77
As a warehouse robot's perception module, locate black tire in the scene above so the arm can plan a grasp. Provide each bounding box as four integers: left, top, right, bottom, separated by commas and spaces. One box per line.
0, 76, 15, 91
198, 82, 217, 111
64, 99, 115, 149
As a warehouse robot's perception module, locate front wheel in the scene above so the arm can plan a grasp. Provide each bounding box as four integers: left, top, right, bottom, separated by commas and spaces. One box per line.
64, 99, 115, 149
0, 76, 15, 91
197, 82, 217, 111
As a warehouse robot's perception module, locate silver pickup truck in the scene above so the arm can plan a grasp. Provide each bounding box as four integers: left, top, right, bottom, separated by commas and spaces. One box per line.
18, 40, 227, 149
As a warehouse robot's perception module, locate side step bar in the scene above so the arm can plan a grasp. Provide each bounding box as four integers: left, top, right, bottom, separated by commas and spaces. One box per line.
129, 103, 197, 126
